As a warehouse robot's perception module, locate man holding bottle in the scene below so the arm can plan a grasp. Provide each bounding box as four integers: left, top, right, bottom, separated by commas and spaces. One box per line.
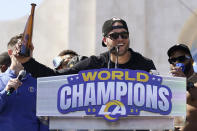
167, 44, 197, 131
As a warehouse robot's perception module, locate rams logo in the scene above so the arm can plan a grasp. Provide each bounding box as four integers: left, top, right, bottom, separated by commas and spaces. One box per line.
98, 100, 126, 121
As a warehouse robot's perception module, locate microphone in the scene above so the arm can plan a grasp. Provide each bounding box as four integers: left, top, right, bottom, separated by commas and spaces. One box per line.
108, 44, 123, 69
109, 44, 123, 52
109, 46, 116, 52
7, 70, 26, 95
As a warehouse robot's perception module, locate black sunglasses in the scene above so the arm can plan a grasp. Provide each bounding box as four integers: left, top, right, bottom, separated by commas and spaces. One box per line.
107, 32, 129, 40
168, 55, 191, 64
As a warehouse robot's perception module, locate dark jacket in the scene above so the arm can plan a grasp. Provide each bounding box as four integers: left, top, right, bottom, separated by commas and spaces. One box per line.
23, 48, 156, 78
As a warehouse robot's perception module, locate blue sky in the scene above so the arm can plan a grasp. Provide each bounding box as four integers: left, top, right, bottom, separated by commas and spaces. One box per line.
0, 0, 43, 21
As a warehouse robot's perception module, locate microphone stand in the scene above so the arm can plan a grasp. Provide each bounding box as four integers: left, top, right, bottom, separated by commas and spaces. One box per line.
108, 50, 111, 69
108, 46, 120, 69
108, 47, 115, 69
115, 46, 119, 69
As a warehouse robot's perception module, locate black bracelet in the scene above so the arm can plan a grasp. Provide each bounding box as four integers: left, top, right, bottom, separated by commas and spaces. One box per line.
187, 82, 195, 91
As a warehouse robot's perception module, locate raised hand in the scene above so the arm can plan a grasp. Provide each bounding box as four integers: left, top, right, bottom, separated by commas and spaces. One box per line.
170, 64, 186, 77
12, 41, 34, 64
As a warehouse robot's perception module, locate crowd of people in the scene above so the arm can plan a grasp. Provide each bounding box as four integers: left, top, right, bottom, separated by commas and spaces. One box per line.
0, 17, 197, 131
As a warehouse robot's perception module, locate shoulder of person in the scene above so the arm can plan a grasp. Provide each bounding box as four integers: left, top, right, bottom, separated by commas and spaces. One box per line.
0, 77, 5, 91
78, 54, 108, 68
68, 55, 103, 68
188, 73, 197, 83
130, 49, 156, 70
89, 54, 107, 63
0, 73, 11, 91
131, 49, 154, 63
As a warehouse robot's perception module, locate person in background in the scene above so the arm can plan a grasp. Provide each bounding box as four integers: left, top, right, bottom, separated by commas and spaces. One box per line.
0, 51, 11, 73
53, 50, 78, 70
0, 34, 49, 131
52, 50, 87, 131
53, 49, 88, 70
167, 44, 197, 131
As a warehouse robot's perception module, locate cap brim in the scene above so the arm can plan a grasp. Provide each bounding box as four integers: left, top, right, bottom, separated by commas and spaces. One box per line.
167, 45, 191, 57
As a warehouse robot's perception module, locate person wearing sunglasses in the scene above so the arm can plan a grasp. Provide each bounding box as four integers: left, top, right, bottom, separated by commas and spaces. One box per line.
14, 17, 156, 78
167, 44, 197, 131
168, 44, 194, 78
53, 50, 79, 70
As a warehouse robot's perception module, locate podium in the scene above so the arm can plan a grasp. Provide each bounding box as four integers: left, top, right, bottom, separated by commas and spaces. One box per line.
37, 69, 186, 130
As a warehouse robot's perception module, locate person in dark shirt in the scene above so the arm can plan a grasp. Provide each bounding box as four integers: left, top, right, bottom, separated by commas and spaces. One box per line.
14, 17, 156, 78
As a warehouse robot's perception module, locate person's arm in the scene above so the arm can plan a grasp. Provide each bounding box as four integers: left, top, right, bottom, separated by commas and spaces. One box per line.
22, 55, 105, 78
150, 60, 156, 70
186, 82, 197, 100
21, 57, 82, 78
13, 41, 56, 78
22, 58, 58, 77
187, 74, 197, 100
169, 64, 185, 77
0, 83, 8, 112
14, 42, 71, 77
0, 79, 21, 111
14, 41, 106, 77
145, 60, 157, 73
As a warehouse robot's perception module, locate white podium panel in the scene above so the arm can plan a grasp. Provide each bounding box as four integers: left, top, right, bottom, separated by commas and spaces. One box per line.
37, 69, 186, 130
49, 116, 174, 130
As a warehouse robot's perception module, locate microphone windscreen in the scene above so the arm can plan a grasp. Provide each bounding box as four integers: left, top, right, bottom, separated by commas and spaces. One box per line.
17, 70, 26, 80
